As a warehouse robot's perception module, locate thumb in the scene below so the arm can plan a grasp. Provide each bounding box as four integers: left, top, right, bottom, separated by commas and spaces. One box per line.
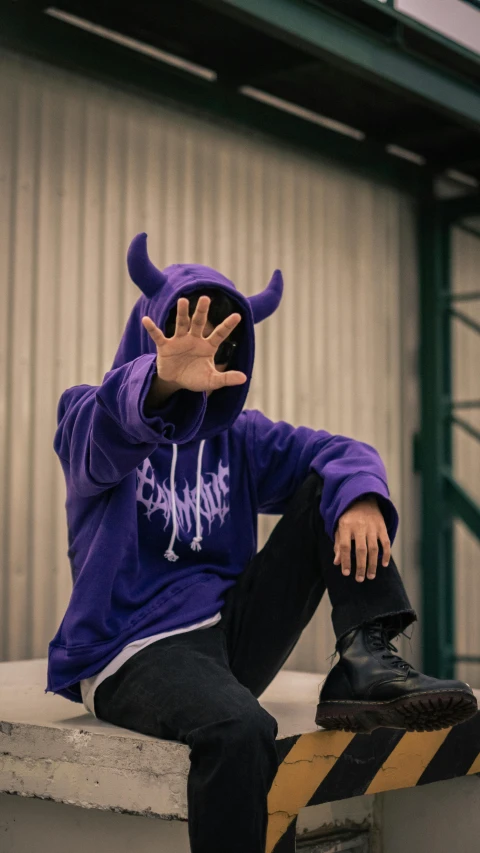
216, 370, 248, 388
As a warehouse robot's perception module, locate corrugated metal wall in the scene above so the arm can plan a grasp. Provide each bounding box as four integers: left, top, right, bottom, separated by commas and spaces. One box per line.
0, 48, 421, 675
452, 224, 480, 687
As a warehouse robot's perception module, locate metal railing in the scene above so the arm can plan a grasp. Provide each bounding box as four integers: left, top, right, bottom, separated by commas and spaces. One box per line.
420, 195, 480, 678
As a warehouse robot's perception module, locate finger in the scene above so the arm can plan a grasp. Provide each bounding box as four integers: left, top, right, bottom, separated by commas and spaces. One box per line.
189, 295, 211, 338
381, 534, 391, 566
366, 530, 379, 579
142, 316, 166, 346
339, 530, 352, 575
207, 312, 243, 349
354, 534, 367, 582
333, 531, 341, 565
214, 370, 248, 388
174, 298, 190, 337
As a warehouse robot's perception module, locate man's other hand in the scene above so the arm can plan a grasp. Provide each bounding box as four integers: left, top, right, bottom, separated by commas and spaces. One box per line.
333, 496, 391, 582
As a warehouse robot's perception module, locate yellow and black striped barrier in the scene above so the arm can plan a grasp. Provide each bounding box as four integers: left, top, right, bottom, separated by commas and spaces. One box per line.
267, 712, 480, 852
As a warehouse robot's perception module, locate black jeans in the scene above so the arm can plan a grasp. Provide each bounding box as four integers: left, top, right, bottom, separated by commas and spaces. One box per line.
94, 471, 417, 853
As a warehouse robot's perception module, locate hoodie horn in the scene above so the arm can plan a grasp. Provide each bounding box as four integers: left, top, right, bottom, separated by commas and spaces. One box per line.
127, 232, 168, 298
248, 270, 284, 324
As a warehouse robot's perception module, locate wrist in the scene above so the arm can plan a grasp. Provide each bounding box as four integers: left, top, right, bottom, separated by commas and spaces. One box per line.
144, 372, 183, 412
359, 492, 379, 504
154, 373, 183, 394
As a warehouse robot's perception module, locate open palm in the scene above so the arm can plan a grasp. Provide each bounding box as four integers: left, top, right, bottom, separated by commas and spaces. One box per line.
142, 294, 247, 394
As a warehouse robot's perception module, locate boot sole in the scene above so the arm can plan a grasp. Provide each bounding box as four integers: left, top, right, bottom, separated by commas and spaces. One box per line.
315, 688, 478, 734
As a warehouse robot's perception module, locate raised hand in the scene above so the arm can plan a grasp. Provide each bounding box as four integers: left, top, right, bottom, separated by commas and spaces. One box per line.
141, 295, 247, 394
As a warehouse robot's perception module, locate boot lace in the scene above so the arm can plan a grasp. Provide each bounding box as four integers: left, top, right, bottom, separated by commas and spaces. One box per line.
366, 621, 412, 672
325, 621, 416, 674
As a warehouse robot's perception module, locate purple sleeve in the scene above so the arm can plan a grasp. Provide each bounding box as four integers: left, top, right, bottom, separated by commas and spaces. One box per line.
54, 354, 207, 497
247, 409, 399, 543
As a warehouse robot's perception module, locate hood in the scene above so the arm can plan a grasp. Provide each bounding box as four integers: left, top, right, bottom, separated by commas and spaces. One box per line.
112, 232, 284, 442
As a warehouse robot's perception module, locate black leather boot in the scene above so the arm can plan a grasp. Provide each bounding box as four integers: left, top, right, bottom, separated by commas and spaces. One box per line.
315, 620, 478, 734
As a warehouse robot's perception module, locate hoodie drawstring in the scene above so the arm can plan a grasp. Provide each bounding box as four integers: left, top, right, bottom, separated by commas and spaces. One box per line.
190, 439, 205, 552
163, 440, 206, 562
163, 442, 179, 562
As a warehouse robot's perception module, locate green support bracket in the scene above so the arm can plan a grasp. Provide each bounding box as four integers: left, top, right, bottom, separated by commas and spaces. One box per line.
450, 308, 480, 336
444, 472, 480, 541
451, 415, 480, 446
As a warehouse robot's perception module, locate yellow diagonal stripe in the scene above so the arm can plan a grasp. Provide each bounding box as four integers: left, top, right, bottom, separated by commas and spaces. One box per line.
467, 753, 480, 775
365, 728, 452, 794
266, 730, 355, 853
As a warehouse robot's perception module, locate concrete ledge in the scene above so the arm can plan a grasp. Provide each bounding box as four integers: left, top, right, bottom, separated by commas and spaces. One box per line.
3, 659, 480, 853
0, 659, 323, 821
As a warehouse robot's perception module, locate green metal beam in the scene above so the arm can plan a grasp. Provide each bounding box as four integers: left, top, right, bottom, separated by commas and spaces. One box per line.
355, 0, 480, 69
452, 654, 480, 663
444, 471, 480, 541
448, 398, 480, 410
418, 199, 455, 678
203, 0, 480, 130
445, 291, 480, 303
441, 218, 455, 682
0, 7, 429, 197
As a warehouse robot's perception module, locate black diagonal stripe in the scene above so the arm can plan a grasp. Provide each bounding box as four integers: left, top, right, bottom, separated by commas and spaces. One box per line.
307, 727, 406, 806
417, 711, 480, 786
272, 816, 297, 853
275, 734, 301, 766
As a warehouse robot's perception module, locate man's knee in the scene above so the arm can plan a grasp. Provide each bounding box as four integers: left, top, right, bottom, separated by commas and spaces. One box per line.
304, 469, 324, 492
189, 703, 278, 753
293, 469, 325, 511
223, 705, 278, 751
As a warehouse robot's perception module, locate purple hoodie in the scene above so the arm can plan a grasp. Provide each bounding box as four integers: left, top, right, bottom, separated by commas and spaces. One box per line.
46, 233, 398, 703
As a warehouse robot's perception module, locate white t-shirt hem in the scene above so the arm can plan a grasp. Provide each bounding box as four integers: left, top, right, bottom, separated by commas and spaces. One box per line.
80, 612, 222, 717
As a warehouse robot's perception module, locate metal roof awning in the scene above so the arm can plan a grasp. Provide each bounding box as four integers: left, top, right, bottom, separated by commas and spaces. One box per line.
3, 0, 480, 193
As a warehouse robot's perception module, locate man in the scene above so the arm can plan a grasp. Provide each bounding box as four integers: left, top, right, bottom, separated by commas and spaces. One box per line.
47, 232, 477, 853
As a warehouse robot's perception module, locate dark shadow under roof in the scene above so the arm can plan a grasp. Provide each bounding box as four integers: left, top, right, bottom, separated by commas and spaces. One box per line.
11, 0, 480, 185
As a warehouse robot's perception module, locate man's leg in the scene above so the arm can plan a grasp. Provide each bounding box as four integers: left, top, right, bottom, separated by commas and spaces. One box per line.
93, 624, 278, 853
221, 469, 416, 697
221, 470, 477, 733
